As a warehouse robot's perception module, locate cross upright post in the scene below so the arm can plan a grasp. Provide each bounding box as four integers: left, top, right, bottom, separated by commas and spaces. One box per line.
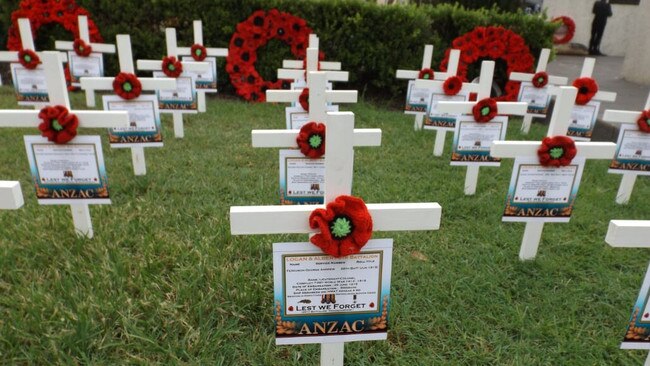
278, 47, 349, 85
0, 52, 128, 238
490, 86, 617, 260
397, 46, 461, 130
281, 34, 343, 73
509, 48, 568, 133
602, 91, 650, 204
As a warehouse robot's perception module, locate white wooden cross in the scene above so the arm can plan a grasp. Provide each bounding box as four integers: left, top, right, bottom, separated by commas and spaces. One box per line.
602, 91, 650, 204
490, 86, 617, 260
0, 181, 24, 210
396, 45, 460, 130
509, 48, 568, 134
0, 18, 68, 109
54, 15, 116, 101
136, 28, 210, 138
231, 110, 441, 366
0, 52, 128, 238
278, 35, 348, 84
436, 61, 528, 195
167, 20, 228, 112
605, 219, 650, 365
79, 35, 177, 176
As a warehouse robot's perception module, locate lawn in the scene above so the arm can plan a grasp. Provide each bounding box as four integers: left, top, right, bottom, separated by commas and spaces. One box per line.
0, 86, 649, 364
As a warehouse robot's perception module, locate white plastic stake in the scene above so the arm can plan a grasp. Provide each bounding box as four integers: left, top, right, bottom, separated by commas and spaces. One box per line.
71, 204, 93, 238
321, 343, 344, 366
173, 112, 184, 138
464, 166, 479, 195
520, 222, 544, 260
131, 147, 147, 176
433, 130, 447, 156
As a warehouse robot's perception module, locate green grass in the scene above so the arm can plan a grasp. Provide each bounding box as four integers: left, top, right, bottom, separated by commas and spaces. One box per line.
0, 86, 649, 364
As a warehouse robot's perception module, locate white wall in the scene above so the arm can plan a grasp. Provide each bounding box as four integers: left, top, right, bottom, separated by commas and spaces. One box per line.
543, 0, 637, 56
622, 0, 650, 84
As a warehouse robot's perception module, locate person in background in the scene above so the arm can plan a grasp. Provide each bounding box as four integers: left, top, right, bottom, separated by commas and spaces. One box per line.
589, 0, 613, 56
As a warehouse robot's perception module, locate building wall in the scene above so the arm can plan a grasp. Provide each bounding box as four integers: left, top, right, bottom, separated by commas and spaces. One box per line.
543, 0, 636, 56
622, 0, 650, 84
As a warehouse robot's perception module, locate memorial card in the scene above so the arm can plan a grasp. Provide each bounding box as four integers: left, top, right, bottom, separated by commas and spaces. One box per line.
502, 156, 586, 223
567, 101, 600, 141
450, 116, 508, 166
181, 56, 217, 91
10, 64, 49, 105
153, 71, 198, 112
423, 91, 468, 130
68, 52, 104, 86
24, 135, 110, 205
285, 105, 339, 130
279, 150, 325, 205
104, 95, 163, 147
404, 80, 431, 114
517, 82, 551, 115
621, 262, 650, 350
272, 239, 393, 345
608, 124, 650, 175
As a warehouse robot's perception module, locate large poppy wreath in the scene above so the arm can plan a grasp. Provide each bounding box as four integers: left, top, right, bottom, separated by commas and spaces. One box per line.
226, 9, 316, 102
551, 16, 576, 45
440, 26, 535, 102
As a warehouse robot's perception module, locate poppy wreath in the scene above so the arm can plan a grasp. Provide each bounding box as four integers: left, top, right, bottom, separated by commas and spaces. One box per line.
113, 72, 142, 100
440, 26, 535, 101
38, 105, 79, 144
538, 136, 577, 167
298, 88, 309, 111
73, 38, 92, 57
296, 122, 325, 158
551, 16, 576, 45
418, 68, 435, 80
191, 44, 207, 61
443, 76, 462, 96
309, 195, 373, 257
226, 9, 315, 102
18, 49, 40, 69
472, 98, 498, 123
532, 71, 548, 88
162, 56, 183, 78
7, 0, 104, 90
572, 77, 599, 105
637, 110, 650, 133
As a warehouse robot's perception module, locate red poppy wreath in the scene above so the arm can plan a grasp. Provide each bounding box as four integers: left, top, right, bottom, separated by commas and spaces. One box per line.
538, 136, 577, 167
38, 105, 79, 144
552, 16, 576, 45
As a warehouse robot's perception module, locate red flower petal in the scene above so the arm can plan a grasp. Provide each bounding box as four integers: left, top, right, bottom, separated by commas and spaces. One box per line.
298, 88, 309, 112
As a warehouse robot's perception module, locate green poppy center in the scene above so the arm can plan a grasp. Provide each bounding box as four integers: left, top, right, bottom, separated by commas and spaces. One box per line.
309, 134, 322, 149
481, 106, 491, 116
195, 49, 202, 56
51, 119, 63, 132
24, 54, 32, 62
537, 77, 544, 83
330, 216, 352, 238
646, 118, 650, 126
168, 64, 176, 71
122, 82, 132, 92
423, 73, 430, 79
549, 146, 564, 159
79, 46, 84, 51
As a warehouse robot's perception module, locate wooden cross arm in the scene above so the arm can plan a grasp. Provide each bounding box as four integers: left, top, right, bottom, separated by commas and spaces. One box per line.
437, 101, 529, 116
230, 202, 441, 235
0, 51, 68, 63
490, 141, 617, 159
594, 91, 617, 102
136, 60, 210, 72
54, 41, 116, 54
0, 110, 129, 129
413, 78, 479, 92
266, 90, 358, 104
251, 129, 382, 148
398, 71, 455, 82
509, 72, 568, 85
177, 47, 228, 57
283, 60, 342, 71
606, 220, 650, 248
80, 77, 177, 91
278, 69, 349, 82
602, 109, 639, 124
0, 181, 24, 210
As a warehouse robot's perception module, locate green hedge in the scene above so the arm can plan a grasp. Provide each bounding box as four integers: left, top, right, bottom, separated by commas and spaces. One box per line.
0, 0, 556, 101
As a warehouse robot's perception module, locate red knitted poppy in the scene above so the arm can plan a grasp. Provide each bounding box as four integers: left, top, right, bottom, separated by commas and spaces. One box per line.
162, 56, 183, 78
73, 39, 92, 57
418, 68, 435, 80
18, 49, 40, 69
191, 44, 207, 61
472, 98, 498, 123
309, 195, 373, 257
532, 71, 548, 88
637, 110, 650, 133
296, 122, 325, 158
38, 105, 79, 144
113, 72, 143, 100
298, 88, 309, 111
573, 77, 598, 105
538, 136, 577, 167
443, 76, 462, 96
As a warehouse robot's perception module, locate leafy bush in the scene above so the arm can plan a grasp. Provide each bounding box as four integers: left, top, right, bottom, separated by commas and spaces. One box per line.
0, 0, 555, 102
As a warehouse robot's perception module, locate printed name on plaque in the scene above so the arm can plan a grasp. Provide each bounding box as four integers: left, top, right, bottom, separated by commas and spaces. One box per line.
272, 239, 393, 345
450, 116, 508, 166
622, 262, 650, 350
153, 71, 198, 111
502, 156, 585, 222
10, 64, 49, 105
608, 124, 650, 175
517, 81, 551, 115
68, 52, 104, 86
24, 135, 111, 205
568, 101, 600, 141
404, 80, 431, 113
181, 56, 217, 91
279, 149, 325, 205
104, 95, 163, 147
285, 106, 339, 130
423, 91, 468, 130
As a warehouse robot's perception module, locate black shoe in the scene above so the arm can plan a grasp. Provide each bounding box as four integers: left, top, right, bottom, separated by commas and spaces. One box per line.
588, 50, 598, 55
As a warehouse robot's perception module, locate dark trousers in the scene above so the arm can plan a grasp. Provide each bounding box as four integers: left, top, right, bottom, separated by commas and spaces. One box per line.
589, 20, 606, 52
